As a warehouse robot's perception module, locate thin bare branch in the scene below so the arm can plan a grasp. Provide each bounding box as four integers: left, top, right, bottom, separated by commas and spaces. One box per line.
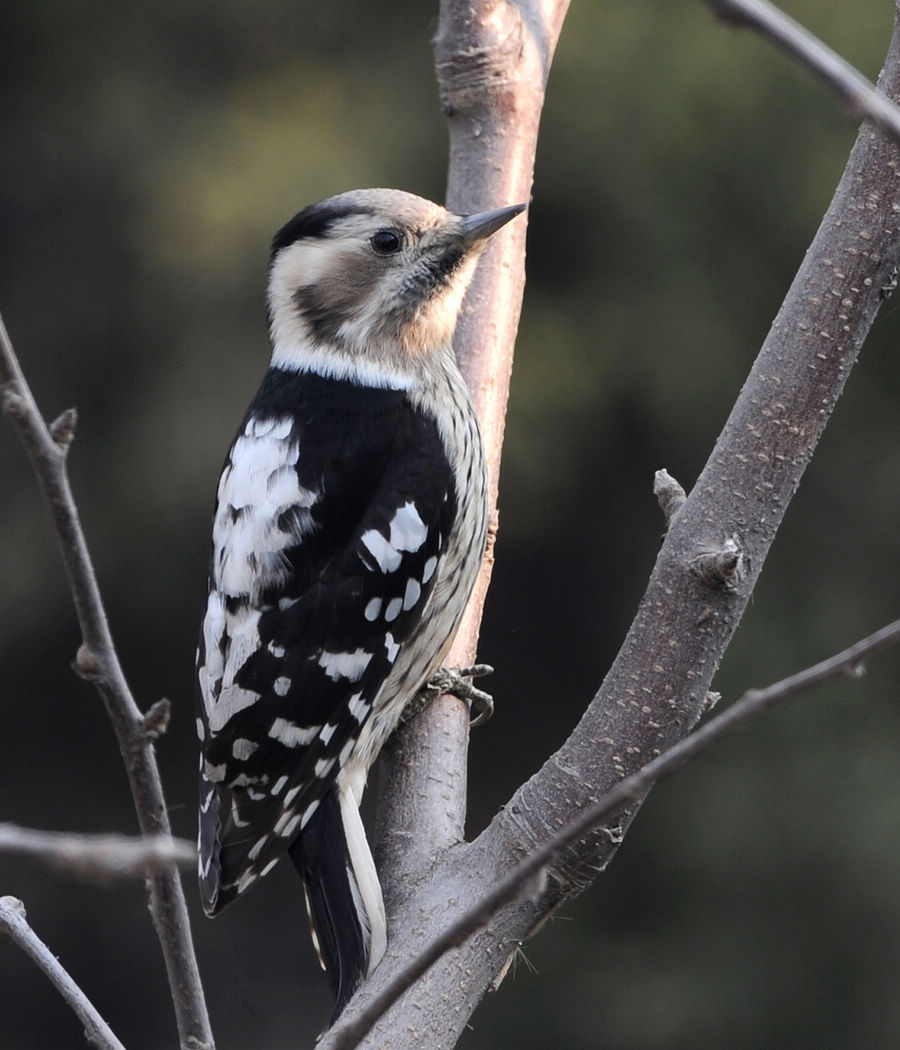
324, 618, 900, 1050
0, 896, 128, 1050
0, 825, 195, 881
704, 0, 900, 144
0, 311, 214, 1050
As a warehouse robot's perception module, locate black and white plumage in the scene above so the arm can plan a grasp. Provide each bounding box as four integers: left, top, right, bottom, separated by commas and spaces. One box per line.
195, 188, 525, 1017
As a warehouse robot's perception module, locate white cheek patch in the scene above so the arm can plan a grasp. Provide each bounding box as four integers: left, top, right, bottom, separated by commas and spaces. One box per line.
268, 240, 417, 388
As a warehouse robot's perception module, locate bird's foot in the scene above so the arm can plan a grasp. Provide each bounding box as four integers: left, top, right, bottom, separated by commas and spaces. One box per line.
404, 664, 495, 726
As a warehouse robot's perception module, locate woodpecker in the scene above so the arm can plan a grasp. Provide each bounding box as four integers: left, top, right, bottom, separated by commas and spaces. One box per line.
195, 188, 525, 1018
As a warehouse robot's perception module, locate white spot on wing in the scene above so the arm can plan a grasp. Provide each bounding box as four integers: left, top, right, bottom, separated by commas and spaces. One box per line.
200, 601, 265, 734
232, 738, 258, 761
348, 692, 370, 721
315, 757, 336, 778
384, 632, 400, 663
248, 836, 268, 861
271, 417, 293, 440
384, 597, 402, 623
364, 597, 382, 621
278, 813, 302, 839
422, 555, 438, 583
359, 502, 428, 575
300, 799, 320, 829
318, 648, 373, 682
273, 676, 291, 697
360, 529, 401, 573
271, 774, 289, 794
246, 417, 275, 438
274, 809, 294, 836
245, 416, 292, 440
229, 773, 261, 788
236, 868, 258, 893
203, 760, 227, 783
269, 718, 321, 748
403, 578, 421, 610
389, 501, 428, 554
338, 738, 355, 766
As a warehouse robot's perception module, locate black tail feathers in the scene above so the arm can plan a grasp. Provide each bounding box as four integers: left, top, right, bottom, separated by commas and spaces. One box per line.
289, 783, 384, 1022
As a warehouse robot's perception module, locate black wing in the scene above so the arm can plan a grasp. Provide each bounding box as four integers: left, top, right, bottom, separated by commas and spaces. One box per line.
196, 369, 457, 913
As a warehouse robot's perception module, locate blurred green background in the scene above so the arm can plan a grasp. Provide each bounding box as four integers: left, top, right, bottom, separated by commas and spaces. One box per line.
2, 2, 900, 1047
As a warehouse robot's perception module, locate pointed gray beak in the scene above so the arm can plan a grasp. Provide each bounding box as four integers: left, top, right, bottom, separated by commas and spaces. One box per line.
458, 202, 527, 245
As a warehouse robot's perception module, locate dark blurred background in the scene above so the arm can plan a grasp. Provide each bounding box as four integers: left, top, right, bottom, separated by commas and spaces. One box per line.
2, 2, 900, 1047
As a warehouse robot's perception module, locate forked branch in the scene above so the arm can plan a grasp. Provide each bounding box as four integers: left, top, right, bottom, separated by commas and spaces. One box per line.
324, 617, 900, 1050
0, 313, 214, 1050
0, 897, 127, 1050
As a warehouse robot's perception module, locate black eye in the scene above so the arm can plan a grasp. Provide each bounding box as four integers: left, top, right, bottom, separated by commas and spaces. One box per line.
370, 229, 403, 255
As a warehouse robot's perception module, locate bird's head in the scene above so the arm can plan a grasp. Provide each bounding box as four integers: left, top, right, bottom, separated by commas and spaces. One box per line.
266, 188, 525, 387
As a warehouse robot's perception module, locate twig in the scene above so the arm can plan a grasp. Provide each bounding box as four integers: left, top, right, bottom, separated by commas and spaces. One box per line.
0, 896, 128, 1050
0, 310, 214, 1050
653, 468, 687, 527
0, 825, 195, 881
324, 617, 900, 1050
703, 0, 900, 142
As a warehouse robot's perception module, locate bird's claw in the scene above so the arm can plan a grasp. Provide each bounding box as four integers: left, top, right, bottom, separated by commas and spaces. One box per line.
405, 664, 495, 726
